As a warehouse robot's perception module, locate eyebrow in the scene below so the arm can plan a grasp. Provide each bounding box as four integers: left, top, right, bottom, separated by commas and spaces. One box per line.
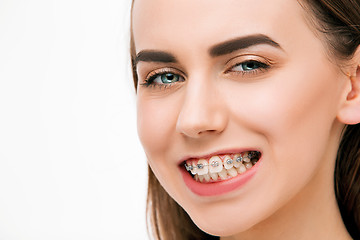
135, 34, 281, 66
135, 50, 177, 64
209, 34, 281, 57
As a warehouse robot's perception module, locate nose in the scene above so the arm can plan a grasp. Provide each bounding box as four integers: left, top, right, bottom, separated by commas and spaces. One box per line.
176, 77, 228, 138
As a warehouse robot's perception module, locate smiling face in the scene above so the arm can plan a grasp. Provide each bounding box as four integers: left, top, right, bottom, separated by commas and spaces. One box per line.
133, 0, 349, 237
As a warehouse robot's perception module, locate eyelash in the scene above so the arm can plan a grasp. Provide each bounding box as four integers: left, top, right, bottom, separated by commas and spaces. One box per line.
224, 60, 271, 76
140, 68, 185, 88
140, 59, 271, 88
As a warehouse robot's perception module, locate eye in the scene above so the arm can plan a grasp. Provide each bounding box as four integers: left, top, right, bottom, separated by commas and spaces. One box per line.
231, 60, 269, 72
224, 56, 272, 78
153, 73, 181, 84
141, 68, 185, 88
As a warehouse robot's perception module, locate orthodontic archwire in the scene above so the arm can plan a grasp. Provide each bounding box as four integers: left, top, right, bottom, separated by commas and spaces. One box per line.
184, 155, 246, 171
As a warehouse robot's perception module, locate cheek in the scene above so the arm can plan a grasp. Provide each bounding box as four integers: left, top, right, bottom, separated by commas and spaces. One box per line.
136, 94, 179, 159
267, 67, 340, 139
226, 63, 342, 181
234, 61, 341, 142
136, 94, 187, 201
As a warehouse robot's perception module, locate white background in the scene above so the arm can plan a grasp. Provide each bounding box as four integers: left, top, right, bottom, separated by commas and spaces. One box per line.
0, 0, 149, 239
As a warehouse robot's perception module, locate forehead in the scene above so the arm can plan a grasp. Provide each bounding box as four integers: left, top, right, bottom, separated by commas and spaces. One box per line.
132, 0, 311, 56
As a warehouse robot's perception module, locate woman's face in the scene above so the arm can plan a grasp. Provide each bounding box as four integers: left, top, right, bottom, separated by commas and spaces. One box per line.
133, 0, 348, 236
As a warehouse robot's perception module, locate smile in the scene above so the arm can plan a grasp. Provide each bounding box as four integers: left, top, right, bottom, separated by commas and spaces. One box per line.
184, 151, 261, 183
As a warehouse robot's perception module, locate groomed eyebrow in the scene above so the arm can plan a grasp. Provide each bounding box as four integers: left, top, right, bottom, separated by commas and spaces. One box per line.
135, 50, 177, 64
209, 34, 281, 57
135, 34, 281, 66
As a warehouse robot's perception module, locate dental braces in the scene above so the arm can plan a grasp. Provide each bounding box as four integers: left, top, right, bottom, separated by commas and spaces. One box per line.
184, 151, 260, 171
184, 155, 260, 171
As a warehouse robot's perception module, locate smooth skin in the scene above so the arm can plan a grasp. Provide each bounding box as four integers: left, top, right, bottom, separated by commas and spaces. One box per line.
133, 0, 360, 239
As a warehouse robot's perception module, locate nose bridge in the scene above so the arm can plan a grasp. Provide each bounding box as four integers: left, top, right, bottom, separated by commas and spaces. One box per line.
176, 74, 227, 138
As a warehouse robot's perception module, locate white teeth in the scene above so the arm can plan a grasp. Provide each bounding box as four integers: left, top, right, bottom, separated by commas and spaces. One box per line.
218, 168, 228, 180
210, 172, 219, 181
194, 174, 199, 181
237, 163, 247, 174
191, 162, 198, 175
227, 167, 238, 177
203, 173, 211, 182
198, 175, 205, 182
196, 159, 209, 175
209, 156, 223, 173
244, 158, 251, 163
245, 162, 253, 169
243, 152, 251, 163
186, 151, 260, 182
233, 154, 242, 168
223, 155, 233, 169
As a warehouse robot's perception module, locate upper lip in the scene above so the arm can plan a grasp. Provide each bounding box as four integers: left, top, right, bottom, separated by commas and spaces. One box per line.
178, 147, 261, 165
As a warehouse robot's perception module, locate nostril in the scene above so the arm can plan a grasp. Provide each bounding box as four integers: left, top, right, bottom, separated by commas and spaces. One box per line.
179, 128, 223, 138
198, 129, 219, 135
176, 91, 228, 137
205, 130, 218, 133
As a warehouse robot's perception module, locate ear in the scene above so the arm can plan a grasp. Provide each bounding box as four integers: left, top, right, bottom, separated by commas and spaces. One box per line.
337, 63, 360, 125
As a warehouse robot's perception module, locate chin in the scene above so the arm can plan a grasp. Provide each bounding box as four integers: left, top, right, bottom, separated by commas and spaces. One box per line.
193, 216, 256, 237
184, 203, 270, 237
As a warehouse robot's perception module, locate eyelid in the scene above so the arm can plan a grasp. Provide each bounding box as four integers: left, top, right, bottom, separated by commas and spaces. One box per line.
225, 54, 272, 69
141, 67, 186, 87
223, 54, 273, 75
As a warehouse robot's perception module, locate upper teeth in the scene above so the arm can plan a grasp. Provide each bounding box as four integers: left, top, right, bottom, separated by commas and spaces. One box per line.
196, 159, 208, 175
209, 156, 223, 173
224, 155, 233, 169
185, 151, 260, 176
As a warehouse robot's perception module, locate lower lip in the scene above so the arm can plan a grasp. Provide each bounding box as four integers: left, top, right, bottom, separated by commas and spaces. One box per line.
180, 160, 261, 196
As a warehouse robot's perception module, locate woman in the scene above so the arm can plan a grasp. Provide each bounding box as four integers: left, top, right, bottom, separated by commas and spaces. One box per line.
131, 0, 360, 239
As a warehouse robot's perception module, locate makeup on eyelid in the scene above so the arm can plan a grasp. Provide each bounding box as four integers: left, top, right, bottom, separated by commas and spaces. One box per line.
140, 68, 185, 87
139, 57, 274, 88
136, 36, 284, 89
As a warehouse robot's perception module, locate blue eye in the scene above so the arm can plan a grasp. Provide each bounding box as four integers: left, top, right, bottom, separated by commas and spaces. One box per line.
144, 72, 184, 86
141, 68, 186, 89
156, 73, 180, 84
233, 61, 266, 71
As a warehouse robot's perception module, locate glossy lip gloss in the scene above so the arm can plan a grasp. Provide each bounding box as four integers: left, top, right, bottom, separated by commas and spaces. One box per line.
180, 157, 262, 196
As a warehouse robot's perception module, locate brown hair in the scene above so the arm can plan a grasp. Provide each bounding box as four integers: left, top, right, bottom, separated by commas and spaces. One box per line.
130, 1, 360, 239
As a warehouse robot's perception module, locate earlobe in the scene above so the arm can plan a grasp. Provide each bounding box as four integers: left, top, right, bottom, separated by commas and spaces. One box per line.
337, 66, 360, 125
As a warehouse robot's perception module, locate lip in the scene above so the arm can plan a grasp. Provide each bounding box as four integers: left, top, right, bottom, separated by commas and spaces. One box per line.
179, 149, 262, 196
